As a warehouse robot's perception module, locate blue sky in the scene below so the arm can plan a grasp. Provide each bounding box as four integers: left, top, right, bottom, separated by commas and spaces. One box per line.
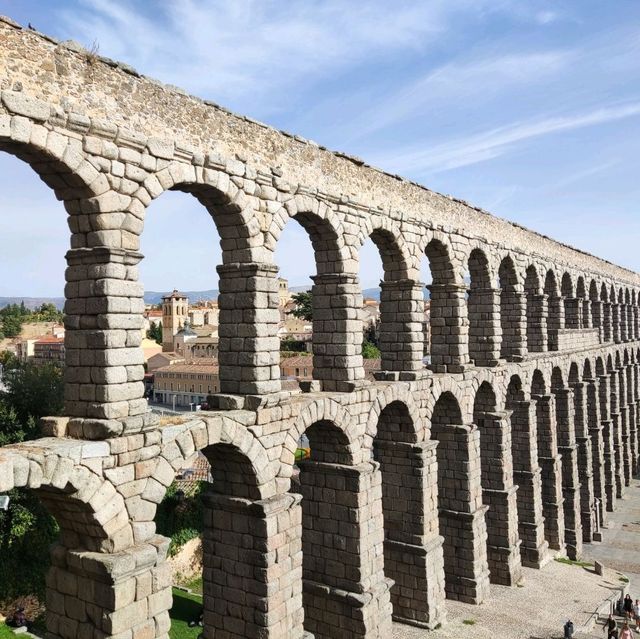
0, 0, 639, 296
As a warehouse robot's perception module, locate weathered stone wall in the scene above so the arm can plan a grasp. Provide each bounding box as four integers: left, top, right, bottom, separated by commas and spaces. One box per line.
1, 15, 640, 639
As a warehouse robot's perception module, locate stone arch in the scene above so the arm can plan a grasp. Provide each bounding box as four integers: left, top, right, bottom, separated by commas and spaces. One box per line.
357, 217, 412, 281
279, 197, 365, 390
506, 374, 548, 567
360, 221, 422, 373
545, 270, 562, 350
531, 369, 547, 396
294, 403, 392, 636
139, 161, 262, 258
430, 390, 490, 603
532, 365, 566, 552
497, 255, 525, 360
0, 106, 108, 216
473, 380, 522, 584
589, 279, 602, 337
424, 237, 468, 372
467, 248, 499, 366
138, 165, 283, 397
370, 394, 446, 626
0, 119, 142, 424
276, 194, 353, 272
611, 284, 621, 342
525, 264, 545, 352
157, 416, 274, 499
0, 447, 132, 553
568, 361, 580, 385
365, 386, 423, 445
282, 398, 359, 471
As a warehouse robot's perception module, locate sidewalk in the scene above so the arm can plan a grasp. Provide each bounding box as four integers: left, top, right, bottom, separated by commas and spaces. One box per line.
392, 558, 626, 639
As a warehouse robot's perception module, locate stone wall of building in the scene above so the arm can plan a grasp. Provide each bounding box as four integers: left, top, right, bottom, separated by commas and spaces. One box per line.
1, 16, 640, 639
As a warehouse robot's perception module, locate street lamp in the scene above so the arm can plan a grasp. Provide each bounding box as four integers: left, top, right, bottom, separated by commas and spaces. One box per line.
0, 495, 10, 510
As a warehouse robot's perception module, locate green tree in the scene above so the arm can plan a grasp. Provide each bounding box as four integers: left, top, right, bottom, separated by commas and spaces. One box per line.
2, 314, 23, 338
290, 291, 313, 322
147, 320, 163, 345
3, 361, 64, 423
0, 350, 19, 372
362, 341, 381, 359
0, 360, 62, 606
33, 302, 64, 322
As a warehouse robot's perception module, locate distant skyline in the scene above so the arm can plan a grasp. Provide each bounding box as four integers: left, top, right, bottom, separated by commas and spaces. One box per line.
0, 0, 639, 296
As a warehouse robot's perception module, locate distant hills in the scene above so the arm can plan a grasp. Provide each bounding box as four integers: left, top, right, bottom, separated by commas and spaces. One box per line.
0, 296, 65, 310
0, 285, 430, 310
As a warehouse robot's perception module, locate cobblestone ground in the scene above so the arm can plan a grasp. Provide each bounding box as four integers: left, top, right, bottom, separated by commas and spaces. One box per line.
577, 477, 640, 638
393, 478, 640, 639
391, 559, 623, 639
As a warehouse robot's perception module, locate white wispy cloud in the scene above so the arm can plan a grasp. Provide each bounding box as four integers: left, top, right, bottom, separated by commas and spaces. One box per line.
367, 102, 640, 175
58, 0, 491, 108
346, 50, 572, 140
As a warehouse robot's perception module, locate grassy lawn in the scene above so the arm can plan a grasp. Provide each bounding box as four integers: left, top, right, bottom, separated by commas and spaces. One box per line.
183, 576, 203, 595
0, 623, 15, 639
169, 588, 203, 639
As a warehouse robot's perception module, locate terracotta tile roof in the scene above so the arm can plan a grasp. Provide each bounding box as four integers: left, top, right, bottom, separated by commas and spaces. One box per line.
155, 359, 219, 374
34, 336, 64, 344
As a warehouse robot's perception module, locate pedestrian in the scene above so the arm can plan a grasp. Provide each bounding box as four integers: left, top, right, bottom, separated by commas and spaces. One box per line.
634, 600, 640, 631
626, 595, 635, 620
605, 614, 619, 639
620, 621, 634, 639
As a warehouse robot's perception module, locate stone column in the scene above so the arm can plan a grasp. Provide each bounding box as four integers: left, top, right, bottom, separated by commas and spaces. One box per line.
201, 491, 304, 639
467, 287, 501, 367
378, 279, 425, 375
311, 273, 365, 392
553, 388, 583, 559
612, 303, 621, 343
64, 247, 154, 440
591, 300, 605, 342
629, 387, 639, 479
475, 410, 523, 585
634, 305, 639, 340
564, 298, 582, 329
620, 304, 628, 342
627, 305, 634, 341
585, 378, 606, 529
582, 299, 592, 329
591, 300, 603, 341
609, 371, 625, 499
217, 262, 281, 396
374, 440, 446, 628
571, 382, 596, 542
526, 293, 548, 352
433, 423, 490, 604
532, 394, 565, 552
637, 397, 640, 476
618, 369, 632, 488
602, 302, 612, 342
500, 289, 527, 361
598, 374, 616, 512
547, 295, 564, 351
298, 460, 392, 639
427, 283, 470, 373
509, 398, 548, 567
625, 366, 635, 481
45, 537, 172, 639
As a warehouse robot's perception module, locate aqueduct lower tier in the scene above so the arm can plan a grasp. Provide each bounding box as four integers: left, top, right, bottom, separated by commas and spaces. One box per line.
2, 15, 640, 639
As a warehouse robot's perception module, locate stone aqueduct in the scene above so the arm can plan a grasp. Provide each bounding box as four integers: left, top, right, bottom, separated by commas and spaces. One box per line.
1, 15, 640, 639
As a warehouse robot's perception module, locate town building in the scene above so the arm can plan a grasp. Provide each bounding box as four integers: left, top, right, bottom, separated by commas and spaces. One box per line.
152, 359, 220, 407
32, 335, 65, 365
161, 289, 188, 352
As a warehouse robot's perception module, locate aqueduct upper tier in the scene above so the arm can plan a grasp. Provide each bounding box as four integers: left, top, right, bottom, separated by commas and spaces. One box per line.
1, 15, 640, 639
